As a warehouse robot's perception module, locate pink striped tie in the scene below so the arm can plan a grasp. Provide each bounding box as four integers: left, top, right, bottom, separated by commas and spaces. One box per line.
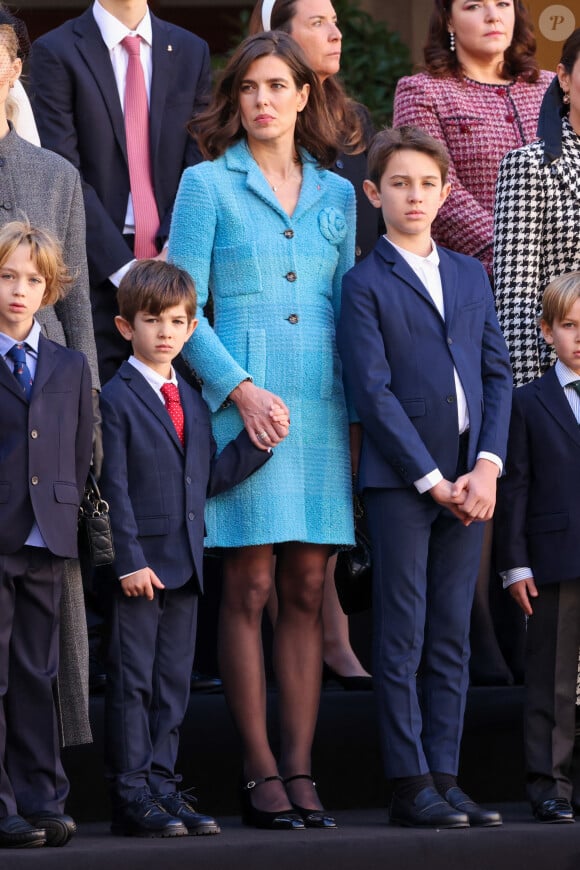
122, 35, 160, 259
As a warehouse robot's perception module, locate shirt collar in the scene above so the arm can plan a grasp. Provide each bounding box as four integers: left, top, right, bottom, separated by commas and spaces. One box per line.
127, 354, 177, 393
555, 359, 580, 389
93, 0, 152, 49
0, 319, 41, 358
385, 236, 440, 270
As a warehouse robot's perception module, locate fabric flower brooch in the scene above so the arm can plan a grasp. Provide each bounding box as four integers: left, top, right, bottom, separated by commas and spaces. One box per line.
318, 207, 347, 244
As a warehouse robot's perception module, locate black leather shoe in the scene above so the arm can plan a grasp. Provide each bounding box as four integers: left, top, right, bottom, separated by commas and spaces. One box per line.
156, 790, 220, 835
283, 774, 337, 828
443, 787, 502, 826
241, 776, 305, 829
533, 798, 575, 823
390, 786, 469, 828
190, 671, 223, 693
0, 815, 46, 848
25, 812, 76, 846
111, 793, 188, 837
322, 663, 373, 691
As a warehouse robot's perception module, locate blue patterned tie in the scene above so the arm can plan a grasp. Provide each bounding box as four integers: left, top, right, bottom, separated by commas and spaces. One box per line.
7, 343, 32, 399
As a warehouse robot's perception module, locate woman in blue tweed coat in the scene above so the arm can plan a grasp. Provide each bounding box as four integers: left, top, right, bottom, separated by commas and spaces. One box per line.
169, 32, 355, 829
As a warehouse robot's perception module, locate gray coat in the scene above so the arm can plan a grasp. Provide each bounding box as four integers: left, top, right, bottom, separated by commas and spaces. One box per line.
0, 125, 97, 745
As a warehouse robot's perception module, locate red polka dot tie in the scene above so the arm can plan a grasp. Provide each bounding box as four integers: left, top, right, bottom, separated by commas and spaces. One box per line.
160, 382, 184, 446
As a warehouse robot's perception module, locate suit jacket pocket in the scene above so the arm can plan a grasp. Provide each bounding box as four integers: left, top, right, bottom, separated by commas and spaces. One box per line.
526, 512, 568, 535
136, 515, 170, 537
54, 481, 80, 505
214, 242, 262, 297
400, 398, 426, 418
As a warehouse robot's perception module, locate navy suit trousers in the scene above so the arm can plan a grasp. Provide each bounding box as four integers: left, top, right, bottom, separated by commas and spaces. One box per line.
104, 581, 198, 804
365, 487, 484, 779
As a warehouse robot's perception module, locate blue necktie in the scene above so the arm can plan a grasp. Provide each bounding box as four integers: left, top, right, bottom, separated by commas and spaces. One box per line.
7, 343, 32, 400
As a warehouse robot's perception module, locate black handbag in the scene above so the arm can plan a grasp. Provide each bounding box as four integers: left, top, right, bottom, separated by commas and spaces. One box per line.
78, 471, 115, 567
334, 496, 372, 615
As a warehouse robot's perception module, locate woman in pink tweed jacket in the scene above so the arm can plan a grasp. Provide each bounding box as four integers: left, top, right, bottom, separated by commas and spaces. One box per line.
393, 0, 552, 280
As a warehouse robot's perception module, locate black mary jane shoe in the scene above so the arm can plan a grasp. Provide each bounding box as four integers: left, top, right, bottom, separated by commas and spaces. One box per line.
283, 774, 337, 829
322, 663, 373, 691
241, 775, 304, 830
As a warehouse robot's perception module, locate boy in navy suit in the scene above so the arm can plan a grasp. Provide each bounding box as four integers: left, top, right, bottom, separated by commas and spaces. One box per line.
98, 260, 285, 837
337, 127, 512, 829
0, 221, 93, 848
496, 271, 580, 824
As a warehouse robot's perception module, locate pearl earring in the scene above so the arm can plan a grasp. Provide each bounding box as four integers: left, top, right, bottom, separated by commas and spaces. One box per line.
562, 91, 570, 105
449, 31, 456, 52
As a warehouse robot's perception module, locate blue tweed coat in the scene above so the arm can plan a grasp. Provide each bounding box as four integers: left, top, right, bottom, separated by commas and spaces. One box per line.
169, 139, 356, 547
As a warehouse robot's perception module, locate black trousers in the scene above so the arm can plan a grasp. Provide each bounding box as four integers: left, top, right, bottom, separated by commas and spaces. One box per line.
524, 578, 580, 806
0, 547, 68, 817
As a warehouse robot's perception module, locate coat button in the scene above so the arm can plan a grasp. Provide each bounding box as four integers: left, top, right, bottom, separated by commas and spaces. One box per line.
447, 337, 453, 345
185, 476, 192, 485
285, 271, 297, 282
336, 159, 344, 169
283, 229, 294, 239
31, 475, 39, 485
355, 245, 362, 258
188, 511, 195, 521
30, 429, 38, 439
2, 200, 12, 210
287, 314, 299, 324
446, 395, 455, 404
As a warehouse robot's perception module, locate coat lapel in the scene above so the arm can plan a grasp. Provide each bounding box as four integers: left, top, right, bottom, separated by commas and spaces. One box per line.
438, 248, 458, 329
73, 9, 127, 161
0, 352, 26, 402
31, 334, 59, 397
119, 362, 184, 452
377, 236, 442, 318
149, 14, 171, 168
535, 367, 580, 449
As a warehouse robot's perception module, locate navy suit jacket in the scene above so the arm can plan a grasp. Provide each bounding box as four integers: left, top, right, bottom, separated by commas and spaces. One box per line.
496, 366, 580, 586
99, 362, 271, 591
29, 8, 211, 286
337, 236, 512, 491
0, 335, 93, 558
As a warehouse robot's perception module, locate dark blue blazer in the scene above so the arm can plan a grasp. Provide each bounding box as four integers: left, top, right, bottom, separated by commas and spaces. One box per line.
29, 8, 211, 286
0, 335, 93, 557
99, 362, 270, 591
337, 236, 512, 490
496, 366, 580, 586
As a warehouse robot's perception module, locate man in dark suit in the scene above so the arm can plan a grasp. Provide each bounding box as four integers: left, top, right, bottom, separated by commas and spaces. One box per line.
29, 0, 211, 385
495, 271, 580, 824
337, 127, 512, 829
98, 260, 278, 837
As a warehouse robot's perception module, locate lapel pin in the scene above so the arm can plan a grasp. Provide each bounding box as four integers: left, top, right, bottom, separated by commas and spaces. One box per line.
167, 44, 173, 52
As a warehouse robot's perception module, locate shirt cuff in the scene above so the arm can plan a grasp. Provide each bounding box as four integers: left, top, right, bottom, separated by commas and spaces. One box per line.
414, 468, 443, 494
500, 567, 534, 589
109, 259, 137, 288
476, 451, 503, 475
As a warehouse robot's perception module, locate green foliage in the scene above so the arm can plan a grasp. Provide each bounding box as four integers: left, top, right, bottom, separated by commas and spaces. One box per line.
332, 0, 411, 127
234, 2, 411, 128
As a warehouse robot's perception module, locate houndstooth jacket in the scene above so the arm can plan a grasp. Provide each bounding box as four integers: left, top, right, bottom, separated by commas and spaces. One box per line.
494, 118, 580, 386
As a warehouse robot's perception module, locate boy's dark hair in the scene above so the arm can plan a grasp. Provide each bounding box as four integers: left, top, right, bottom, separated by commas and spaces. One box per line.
541, 271, 580, 327
117, 260, 197, 324
367, 125, 450, 187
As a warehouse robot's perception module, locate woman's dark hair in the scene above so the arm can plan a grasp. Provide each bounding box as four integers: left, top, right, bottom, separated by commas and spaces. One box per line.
192, 31, 338, 167
559, 26, 580, 75
0, 4, 31, 60
423, 0, 540, 82
248, 0, 367, 154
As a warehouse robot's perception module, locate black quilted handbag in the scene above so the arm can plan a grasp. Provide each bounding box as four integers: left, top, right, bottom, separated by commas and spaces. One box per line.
334, 496, 372, 615
78, 471, 115, 567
